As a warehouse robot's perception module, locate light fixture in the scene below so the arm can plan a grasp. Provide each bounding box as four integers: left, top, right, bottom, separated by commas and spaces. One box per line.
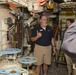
64, 0, 71, 2
64, 0, 67, 2
47, 0, 54, 9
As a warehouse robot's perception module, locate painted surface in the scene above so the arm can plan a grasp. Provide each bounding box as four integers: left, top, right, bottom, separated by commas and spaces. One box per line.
0, 5, 15, 50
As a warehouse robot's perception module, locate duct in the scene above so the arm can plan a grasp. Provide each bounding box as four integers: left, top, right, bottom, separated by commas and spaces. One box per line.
23, 13, 31, 20
10, 8, 23, 20
24, 17, 35, 27
8, 0, 28, 7
24, 13, 39, 27
30, 20, 38, 26
2, 0, 47, 13
24, 16, 37, 27
0, 0, 8, 4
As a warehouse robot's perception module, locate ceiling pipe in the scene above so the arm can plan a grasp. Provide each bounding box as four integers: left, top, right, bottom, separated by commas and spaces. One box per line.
64, 0, 71, 2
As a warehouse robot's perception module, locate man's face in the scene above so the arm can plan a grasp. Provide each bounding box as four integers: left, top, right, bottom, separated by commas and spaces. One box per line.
40, 15, 48, 27
66, 21, 72, 28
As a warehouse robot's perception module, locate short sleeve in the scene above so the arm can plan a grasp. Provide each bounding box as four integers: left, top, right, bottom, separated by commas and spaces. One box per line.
31, 28, 37, 37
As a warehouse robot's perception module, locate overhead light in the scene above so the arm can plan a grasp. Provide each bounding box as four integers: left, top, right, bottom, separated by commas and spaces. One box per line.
64, 0, 71, 2
64, 0, 67, 2
49, 15, 56, 18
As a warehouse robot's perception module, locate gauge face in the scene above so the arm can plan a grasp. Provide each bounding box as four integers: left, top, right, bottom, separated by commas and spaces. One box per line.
4, 17, 13, 26
19, 56, 37, 64
1, 48, 21, 54
0, 67, 29, 75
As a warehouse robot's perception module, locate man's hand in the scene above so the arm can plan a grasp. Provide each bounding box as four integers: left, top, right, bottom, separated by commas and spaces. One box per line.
75, 63, 76, 68
53, 47, 56, 56
31, 31, 42, 42
36, 31, 42, 38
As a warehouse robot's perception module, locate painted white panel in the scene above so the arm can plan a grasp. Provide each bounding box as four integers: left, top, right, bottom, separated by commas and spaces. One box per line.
0, 5, 15, 50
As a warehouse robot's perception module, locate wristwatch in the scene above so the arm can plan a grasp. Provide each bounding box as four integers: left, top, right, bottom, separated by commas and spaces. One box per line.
52, 46, 56, 47
52, 46, 56, 48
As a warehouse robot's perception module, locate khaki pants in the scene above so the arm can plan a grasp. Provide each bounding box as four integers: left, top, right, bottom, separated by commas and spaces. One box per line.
73, 64, 76, 75
65, 54, 73, 74
73, 69, 76, 75
34, 44, 52, 65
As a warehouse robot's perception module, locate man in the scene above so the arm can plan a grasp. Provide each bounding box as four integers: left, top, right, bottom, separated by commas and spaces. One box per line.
64, 19, 74, 75
31, 14, 56, 75
61, 19, 76, 62
72, 18, 76, 75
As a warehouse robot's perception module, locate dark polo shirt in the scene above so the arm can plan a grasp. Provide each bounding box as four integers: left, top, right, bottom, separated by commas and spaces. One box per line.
31, 25, 54, 46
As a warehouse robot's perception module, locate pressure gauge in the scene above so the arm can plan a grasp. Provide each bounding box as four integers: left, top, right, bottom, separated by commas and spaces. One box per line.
4, 17, 13, 25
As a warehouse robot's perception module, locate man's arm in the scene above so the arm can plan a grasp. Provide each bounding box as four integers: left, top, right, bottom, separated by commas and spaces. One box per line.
31, 36, 39, 42
51, 38, 56, 55
31, 31, 42, 42
51, 38, 55, 47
